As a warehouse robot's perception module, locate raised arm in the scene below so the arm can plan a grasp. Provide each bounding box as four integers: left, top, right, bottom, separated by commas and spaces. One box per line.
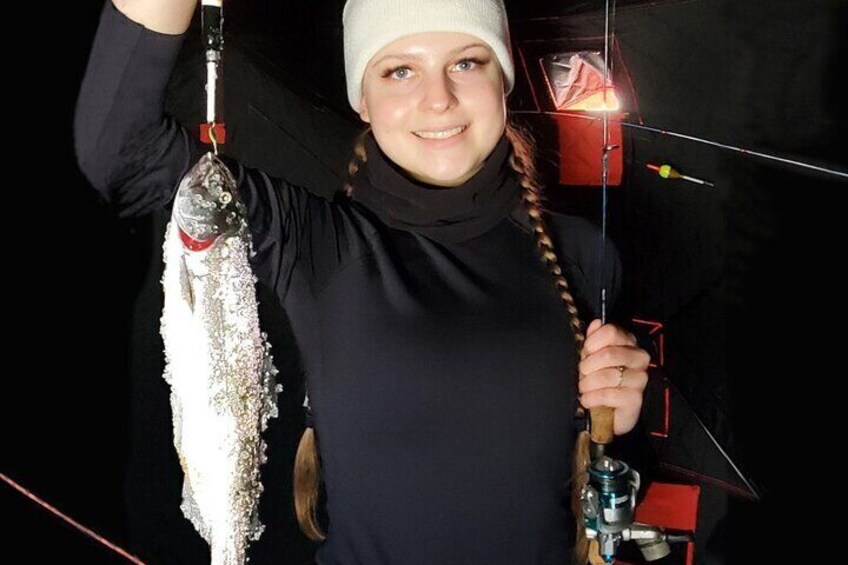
111, 0, 197, 35
74, 0, 208, 217
73, 0, 323, 301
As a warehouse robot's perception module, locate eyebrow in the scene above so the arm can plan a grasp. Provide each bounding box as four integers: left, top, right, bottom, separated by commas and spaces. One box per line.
370, 42, 489, 68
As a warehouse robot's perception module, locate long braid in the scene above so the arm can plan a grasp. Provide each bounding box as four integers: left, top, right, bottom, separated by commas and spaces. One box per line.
503, 120, 585, 346
293, 425, 324, 540
297, 120, 592, 562
504, 118, 591, 565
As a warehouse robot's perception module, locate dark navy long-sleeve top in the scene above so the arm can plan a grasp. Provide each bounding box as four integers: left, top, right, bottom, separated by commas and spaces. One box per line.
74, 2, 625, 563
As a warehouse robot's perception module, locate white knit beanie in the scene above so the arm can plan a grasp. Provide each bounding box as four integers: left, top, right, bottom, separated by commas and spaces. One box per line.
342, 0, 515, 113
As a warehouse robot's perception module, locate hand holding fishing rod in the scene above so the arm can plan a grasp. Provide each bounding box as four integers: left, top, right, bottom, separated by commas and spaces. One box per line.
579, 320, 649, 563
580, 0, 688, 560
579, 321, 692, 562
579, 320, 648, 434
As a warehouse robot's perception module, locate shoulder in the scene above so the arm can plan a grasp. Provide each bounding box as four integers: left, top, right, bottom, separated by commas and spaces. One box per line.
543, 211, 610, 266
507, 203, 610, 263
539, 209, 623, 322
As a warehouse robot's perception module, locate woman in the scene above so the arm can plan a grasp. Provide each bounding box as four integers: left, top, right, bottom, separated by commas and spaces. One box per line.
75, 0, 650, 563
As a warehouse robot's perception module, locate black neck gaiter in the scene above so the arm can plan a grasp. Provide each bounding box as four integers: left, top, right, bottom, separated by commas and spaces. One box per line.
351, 130, 523, 244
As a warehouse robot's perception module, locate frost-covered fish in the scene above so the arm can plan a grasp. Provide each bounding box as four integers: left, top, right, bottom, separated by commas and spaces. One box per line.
160, 151, 280, 564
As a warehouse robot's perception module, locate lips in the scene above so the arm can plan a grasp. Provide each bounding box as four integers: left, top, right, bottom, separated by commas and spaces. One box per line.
413, 124, 468, 139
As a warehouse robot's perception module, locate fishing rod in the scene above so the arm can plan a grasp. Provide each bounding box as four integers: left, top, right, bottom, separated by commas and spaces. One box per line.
175, 0, 238, 252
512, 111, 848, 181
577, 2, 691, 563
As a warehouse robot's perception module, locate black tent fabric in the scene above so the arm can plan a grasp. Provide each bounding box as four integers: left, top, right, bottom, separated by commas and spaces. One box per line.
5, 1, 844, 563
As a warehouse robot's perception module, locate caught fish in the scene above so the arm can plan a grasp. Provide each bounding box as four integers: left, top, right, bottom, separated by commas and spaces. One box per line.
160, 151, 281, 564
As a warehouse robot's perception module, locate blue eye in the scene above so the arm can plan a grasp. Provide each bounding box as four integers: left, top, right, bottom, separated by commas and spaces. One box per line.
383, 66, 411, 79
455, 57, 486, 71
381, 57, 487, 80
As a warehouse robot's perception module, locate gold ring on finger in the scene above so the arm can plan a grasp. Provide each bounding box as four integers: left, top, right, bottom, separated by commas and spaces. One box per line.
616, 365, 626, 388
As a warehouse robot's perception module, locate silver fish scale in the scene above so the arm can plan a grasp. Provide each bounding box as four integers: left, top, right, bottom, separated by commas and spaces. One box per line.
161, 152, 281, 564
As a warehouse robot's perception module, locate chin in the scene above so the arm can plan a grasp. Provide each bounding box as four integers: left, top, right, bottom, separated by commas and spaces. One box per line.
420, 162, 481, 187
417, 170, 472, 187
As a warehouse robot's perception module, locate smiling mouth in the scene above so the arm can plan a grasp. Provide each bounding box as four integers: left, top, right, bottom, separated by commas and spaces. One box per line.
413, 125, 467, 139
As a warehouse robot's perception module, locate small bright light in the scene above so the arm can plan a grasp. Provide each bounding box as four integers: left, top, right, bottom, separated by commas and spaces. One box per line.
541, 51, 624, 112
568, 90, 622, 112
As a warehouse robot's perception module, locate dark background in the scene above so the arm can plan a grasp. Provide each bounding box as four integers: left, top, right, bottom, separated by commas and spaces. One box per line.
3, 0, 844, 563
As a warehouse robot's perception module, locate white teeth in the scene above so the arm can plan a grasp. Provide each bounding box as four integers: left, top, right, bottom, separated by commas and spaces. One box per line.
415, 125, 465, 139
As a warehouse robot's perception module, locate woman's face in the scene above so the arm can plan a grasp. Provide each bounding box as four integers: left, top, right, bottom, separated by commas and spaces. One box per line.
358, 32, 507, 187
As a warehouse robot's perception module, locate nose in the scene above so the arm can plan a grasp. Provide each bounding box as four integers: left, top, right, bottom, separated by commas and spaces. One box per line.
419, 71, 457, 113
